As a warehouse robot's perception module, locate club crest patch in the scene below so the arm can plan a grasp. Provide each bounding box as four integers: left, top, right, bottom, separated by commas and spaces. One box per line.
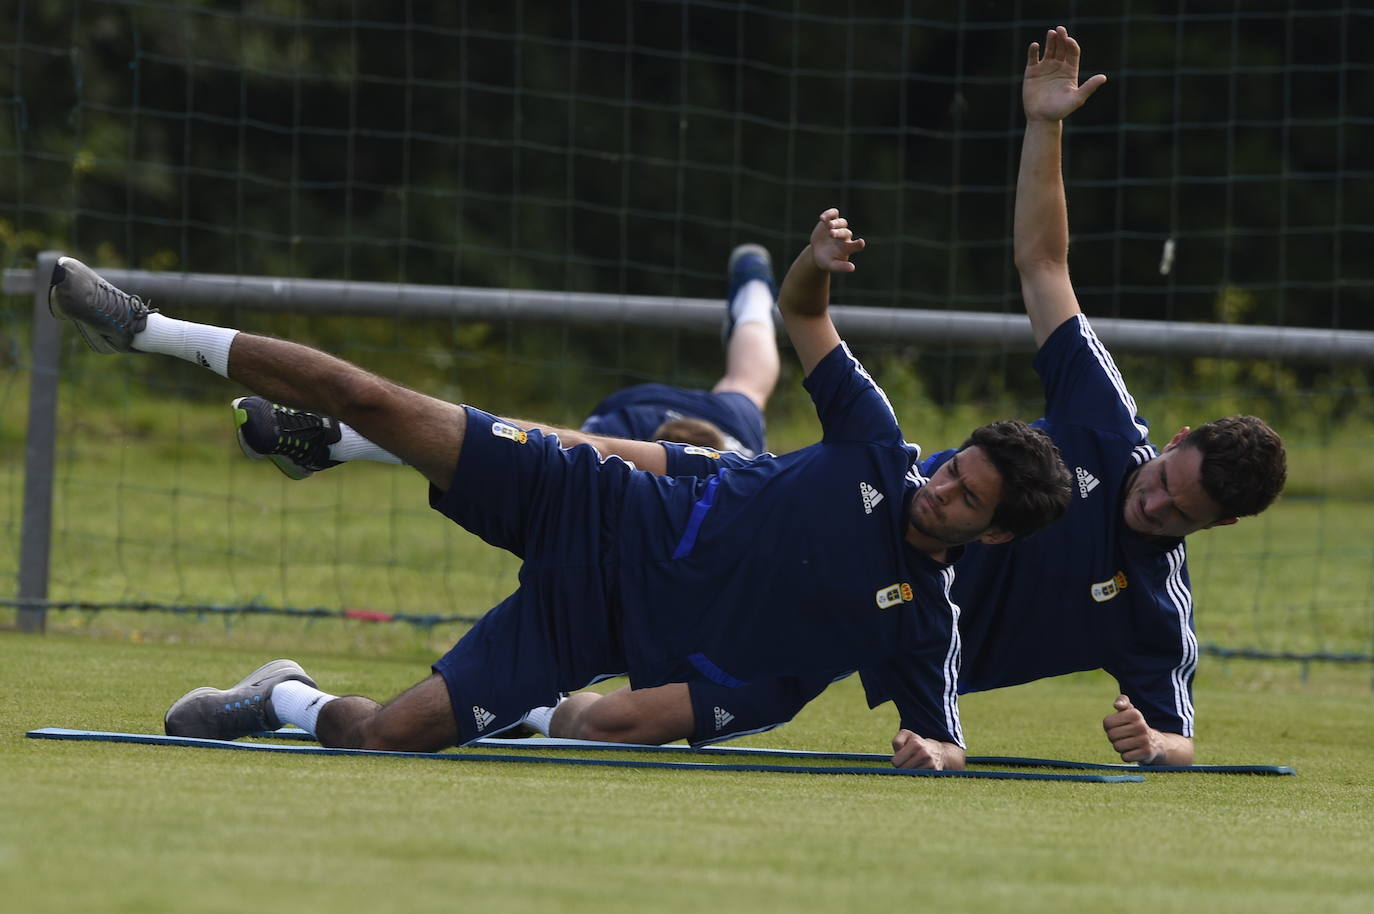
876, 582, 914, 610
491, 422, 529, 445
1091, 571, 1129, 603
683, 446, 721, 459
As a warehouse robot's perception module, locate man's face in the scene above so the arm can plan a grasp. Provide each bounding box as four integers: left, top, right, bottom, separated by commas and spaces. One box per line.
908, 445, 1007, 547
1121, 438, 1229, 538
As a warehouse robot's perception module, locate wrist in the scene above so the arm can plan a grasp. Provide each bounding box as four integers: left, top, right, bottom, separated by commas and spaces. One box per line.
1140, 730, 1169, 766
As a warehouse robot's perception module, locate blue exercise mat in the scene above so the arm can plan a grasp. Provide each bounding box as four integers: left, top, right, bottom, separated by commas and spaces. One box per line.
258, 729, 1295, 775
25, 728, 1143, 783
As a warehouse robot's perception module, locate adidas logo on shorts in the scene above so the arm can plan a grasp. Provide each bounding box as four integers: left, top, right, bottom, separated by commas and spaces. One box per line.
473, 705, 496, 731
859, 481, 885, 514
713, 706, 735, 731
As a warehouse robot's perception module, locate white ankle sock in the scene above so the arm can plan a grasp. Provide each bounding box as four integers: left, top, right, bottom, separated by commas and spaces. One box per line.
518, 704, 558, 736
329, 424, 404, 464
272, 680, 338, 735
729, 279, 775, 331
133, 313, 239, 378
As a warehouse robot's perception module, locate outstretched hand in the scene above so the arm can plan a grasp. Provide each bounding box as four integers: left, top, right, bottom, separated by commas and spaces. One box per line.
809, 208, 865, 273
1024, 26, 1107, 123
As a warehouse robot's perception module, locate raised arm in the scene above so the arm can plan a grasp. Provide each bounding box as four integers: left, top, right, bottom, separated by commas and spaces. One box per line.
1014, 26, 1107, 348
778, 208, 865, 376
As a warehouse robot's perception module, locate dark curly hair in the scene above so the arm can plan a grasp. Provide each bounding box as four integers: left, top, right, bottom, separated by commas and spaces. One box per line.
1181, 416, 1286, 518
959, 419, 1073, 540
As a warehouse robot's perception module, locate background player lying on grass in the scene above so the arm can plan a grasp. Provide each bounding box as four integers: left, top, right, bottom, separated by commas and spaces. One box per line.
578, 244, 779, 458
228, 243, 784, 482
473, 27, 1286, 766
48, 207, 1072, 767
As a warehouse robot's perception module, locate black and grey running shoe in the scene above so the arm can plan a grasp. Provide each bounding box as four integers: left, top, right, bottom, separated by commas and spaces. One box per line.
164, 659, 317, 740
47, 256, 154, 353
232, 396, 343, 480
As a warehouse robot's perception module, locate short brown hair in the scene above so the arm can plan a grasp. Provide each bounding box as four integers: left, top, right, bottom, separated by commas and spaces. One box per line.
960, 420, 1072, 540
1182, 416, 1286, 518
652, 417, 727, 450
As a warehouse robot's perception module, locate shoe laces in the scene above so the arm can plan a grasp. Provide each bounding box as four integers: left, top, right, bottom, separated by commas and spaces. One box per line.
216, 692, 271, 728
268, 407, 334, 463
93, 279, 151, 330
273, 406, 327, 434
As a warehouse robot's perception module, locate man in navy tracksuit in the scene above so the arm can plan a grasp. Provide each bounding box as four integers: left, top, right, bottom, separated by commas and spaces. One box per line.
542, 28, 1285, 767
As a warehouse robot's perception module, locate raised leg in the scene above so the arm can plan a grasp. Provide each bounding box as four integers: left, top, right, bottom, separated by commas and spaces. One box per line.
712, 244, 780, 411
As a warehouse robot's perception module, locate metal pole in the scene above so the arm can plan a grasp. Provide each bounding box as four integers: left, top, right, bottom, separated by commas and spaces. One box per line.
5, 266, 1374, 363
17, 252, 62, 632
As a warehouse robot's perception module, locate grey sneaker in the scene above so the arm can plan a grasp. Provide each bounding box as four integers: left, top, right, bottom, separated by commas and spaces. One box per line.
48, 257, 154, 353
722, 243, 777, 345
164, 659, 317, 739
232, 396, 342, 480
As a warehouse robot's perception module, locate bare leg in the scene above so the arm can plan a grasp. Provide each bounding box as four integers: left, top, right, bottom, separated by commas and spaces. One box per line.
315, 674, 459, 752
227, 335, 464, 491
550, 683, 696, 745
711, 321, 779, 412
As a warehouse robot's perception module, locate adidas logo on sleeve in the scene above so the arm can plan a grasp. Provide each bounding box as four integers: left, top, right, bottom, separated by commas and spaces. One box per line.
859, 481, 885, 514
1075, 466, 1100, 498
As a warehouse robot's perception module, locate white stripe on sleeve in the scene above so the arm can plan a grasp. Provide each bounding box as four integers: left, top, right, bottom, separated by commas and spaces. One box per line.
939, 566, 966, 747
1077, 316, 1151, 443
1164, 545, 1198, 737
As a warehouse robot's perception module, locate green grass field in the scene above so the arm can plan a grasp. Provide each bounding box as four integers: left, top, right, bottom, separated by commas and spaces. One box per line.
3, 631, 1373, 914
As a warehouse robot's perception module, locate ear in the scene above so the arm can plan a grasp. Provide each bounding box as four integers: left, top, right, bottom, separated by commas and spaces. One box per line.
977, 528, 1015, 546
1162, 426, 1190, 451
1202, 517, 1238, 530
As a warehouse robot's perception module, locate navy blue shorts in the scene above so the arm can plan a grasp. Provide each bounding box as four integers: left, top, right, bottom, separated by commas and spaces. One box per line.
685, 671, 842, 746
430, 407, 632, 745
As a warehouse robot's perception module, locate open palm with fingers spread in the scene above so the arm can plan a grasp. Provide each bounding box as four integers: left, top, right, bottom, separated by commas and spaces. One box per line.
1023, 25, 1107, 123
